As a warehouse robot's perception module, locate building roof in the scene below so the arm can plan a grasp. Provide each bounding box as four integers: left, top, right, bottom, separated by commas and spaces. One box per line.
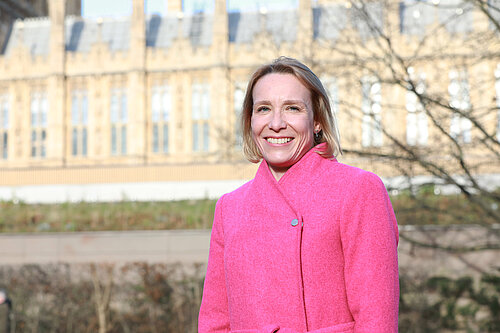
0, 5, 388, 57
2, 2, 480, 57
228, 10, 298, 45
65, 16, 131, 53
2, 12, 215, 56
3, 17, 51, 56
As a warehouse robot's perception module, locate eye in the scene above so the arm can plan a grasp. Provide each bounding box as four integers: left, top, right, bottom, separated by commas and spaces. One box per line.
286, 105, 301, 112
255, 106, 271, 113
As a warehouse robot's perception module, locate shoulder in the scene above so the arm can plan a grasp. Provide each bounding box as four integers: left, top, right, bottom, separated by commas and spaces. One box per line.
325, 162, 394, 219
319, 158, 386, 191
225, 178, 254, 199
215, 178, 255, 211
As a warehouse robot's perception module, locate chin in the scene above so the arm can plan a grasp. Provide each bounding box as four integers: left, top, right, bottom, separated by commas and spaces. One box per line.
266, 157, 295, 168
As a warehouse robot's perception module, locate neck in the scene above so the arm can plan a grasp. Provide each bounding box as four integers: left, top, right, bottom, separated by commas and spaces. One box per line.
268, 165, 289, 181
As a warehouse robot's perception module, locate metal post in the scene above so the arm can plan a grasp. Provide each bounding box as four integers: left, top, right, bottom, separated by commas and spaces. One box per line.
0, 289, 12, 333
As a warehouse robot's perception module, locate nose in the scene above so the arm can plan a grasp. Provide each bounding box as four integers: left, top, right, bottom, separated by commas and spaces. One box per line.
268, 110, 286, 131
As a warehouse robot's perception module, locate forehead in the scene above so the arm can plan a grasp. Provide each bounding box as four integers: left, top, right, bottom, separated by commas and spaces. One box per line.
252, 73, 311, 102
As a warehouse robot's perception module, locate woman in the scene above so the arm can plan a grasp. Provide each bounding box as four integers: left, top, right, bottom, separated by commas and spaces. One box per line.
199, 57, 399, 332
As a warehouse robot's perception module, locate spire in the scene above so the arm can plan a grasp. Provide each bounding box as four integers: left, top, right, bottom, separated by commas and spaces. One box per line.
48, 0, 66, 74
131, 0, 146, 70
298, 0, 313, 61
168, 0, 183, 13
213, 0, 228, 65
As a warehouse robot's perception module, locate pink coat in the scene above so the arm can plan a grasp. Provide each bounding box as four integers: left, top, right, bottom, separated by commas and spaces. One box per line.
199, 144, 399, 332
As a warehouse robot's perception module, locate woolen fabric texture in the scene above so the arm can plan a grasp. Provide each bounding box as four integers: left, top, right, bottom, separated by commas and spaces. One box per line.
199, 143, 399, 332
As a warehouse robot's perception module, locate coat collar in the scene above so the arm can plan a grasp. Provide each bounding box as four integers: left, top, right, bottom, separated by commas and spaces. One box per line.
253, 143, 338, 218
255, 142, 337, 187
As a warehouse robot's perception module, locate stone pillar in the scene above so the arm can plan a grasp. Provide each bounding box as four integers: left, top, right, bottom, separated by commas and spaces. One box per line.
213, 0, 228, 65
168, 0, 183, 13
210, 0, 230, 157
131, 0, 146, 67
66, 0, 82, 16
49, 0, 65, 74
129, 0, 147, 161
48, 0, 66, 165
298, 0, 313, 62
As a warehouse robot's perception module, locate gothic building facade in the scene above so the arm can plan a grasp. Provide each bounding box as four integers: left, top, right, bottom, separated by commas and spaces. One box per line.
0, 0, 499, 201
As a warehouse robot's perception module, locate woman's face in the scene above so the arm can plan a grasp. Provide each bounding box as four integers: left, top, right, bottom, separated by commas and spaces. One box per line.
251, 73, 320, 180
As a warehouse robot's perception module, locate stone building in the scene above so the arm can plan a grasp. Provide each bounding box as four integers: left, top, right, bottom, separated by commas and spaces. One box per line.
0, 0, 80, 52
0, 0, 48, 51
0, 0, 499, 202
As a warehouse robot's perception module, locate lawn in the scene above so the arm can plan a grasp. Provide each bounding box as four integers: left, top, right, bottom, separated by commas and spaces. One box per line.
0, 199, 216, 233
0, 187, 497, 233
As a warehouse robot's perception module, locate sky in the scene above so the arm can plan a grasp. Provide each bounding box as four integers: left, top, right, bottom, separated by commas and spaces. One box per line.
81, 0, 298, 17
82, 0, 167, 17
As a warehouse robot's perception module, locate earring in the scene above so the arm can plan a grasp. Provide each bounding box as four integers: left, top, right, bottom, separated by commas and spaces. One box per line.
314, 130, 322, 142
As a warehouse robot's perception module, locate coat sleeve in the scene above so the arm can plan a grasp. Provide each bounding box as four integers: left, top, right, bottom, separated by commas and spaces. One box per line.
340, 172, 399, 333
198, 195, 231, 333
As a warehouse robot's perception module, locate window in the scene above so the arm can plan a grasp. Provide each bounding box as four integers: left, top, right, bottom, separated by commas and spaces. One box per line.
361, 77, 383, 147
406, 69, 428, 146
351, 2, 384, 40
0, 94, 8, 159
399, 0, 435, 36
71, 90, 88, 156
313, 5, 347, 42
233, 84, 245, 149
323, 76, 340, 115
191, 82, 210, 152
448, 70, 471, 143
437, 0, 473, 34
30, 91, 48, 158
110, 87, 127, 155
495, 64, 500, 142
151, 84, 171, 154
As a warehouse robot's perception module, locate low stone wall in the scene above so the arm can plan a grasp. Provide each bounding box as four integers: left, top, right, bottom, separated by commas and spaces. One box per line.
0, 230, 210, 265
398, 224, 500, 279
0, 225, 498, 278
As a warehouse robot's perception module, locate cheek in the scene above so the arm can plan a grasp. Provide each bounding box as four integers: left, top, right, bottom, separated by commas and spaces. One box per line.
250, 118, 256, 137
250, 116, 262, 136
250, 119, 260, 144
294, 117, 315, 138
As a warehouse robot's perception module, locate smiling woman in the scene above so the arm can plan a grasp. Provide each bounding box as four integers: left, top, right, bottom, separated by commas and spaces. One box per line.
250, 73, 319, 180
241, 57, 341, 166
199, 57, 400, 333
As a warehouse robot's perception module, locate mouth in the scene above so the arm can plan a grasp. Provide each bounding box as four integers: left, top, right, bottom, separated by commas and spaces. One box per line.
265, 137, 293, 144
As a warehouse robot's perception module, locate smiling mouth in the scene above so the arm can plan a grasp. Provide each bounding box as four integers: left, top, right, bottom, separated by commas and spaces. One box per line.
266, 137, 293, 144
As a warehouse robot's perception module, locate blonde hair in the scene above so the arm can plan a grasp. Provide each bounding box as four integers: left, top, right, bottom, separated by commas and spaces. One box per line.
241, 56, 342, 163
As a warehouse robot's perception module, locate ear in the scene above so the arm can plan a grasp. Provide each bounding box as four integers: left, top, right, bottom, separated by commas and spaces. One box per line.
314, 121, 321, 133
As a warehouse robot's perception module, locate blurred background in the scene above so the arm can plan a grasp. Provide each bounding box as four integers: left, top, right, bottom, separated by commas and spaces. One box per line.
0, 0, 499, 332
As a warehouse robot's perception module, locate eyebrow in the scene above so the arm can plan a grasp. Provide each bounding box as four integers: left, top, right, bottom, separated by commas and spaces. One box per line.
253, 99, 307, 106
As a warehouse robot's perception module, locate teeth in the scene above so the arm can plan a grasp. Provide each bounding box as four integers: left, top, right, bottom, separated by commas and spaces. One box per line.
266, 137, 292, 144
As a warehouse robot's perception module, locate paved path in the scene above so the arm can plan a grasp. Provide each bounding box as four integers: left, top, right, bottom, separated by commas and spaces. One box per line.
0, 230, 211, 265
0, 226, 499, 280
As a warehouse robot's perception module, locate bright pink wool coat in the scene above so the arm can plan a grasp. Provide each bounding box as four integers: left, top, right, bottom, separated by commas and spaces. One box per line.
199, 144, 399, 333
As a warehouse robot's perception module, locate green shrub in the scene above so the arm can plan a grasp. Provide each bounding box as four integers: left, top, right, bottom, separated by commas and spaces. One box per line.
0, 263, 204, 333
1, 263, 499, 332
399, 271, 500, 332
